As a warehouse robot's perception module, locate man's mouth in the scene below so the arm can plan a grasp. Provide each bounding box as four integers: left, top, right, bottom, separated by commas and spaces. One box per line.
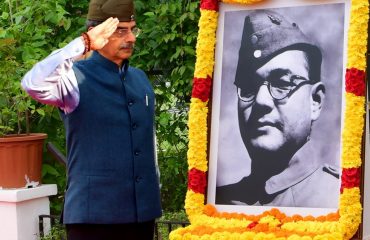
254, 120, 281, 131
120, 44, 134, 50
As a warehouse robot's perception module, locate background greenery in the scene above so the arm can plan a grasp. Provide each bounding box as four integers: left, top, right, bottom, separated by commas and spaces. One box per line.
0, 0, 200, 214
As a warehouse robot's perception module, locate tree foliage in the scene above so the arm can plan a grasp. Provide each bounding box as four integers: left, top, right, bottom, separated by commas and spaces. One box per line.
132, 0, 200, 211
0, 0, 87, 213
0, 0, 200, 212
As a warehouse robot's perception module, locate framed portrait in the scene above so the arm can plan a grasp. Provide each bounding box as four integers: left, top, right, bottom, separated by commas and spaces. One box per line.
208, 1, 348, 216
172, 0, 369, 239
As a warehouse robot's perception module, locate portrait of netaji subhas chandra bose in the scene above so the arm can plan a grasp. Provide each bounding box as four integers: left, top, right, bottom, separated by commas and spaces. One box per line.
215, 4, 345, 208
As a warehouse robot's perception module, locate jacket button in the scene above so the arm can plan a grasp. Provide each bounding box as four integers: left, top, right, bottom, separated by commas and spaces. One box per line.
128, 101, 134, 106
134, 151, 140, 156
135, 176, 142, 182
132, 123, 137, 129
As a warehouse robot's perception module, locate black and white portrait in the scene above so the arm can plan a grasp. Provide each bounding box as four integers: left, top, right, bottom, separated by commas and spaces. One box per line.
207, 2, 347, 212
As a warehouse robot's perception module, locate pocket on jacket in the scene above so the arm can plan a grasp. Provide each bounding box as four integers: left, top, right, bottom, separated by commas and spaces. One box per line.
87, 175, 136, 222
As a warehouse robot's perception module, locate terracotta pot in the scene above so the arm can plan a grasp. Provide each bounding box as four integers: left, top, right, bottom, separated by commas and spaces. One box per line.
0, 133, 47, 189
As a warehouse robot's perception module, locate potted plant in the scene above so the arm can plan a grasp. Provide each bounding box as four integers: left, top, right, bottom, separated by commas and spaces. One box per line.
0, 38, 47, 189
0, 0, 89, 191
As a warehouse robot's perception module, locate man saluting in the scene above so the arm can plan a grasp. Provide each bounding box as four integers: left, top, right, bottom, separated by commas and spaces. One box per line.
22, 0, 161, 239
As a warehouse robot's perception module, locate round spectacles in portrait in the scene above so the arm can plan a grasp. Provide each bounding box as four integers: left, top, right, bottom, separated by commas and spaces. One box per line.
237, 74, 315, 103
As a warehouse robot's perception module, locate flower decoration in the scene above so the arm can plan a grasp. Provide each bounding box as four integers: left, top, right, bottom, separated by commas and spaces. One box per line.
170, 0, 368, 239
341, 168, 361, 192
188, 168, 207, 194
345, 68, 366, 96
192, 76, 212, 102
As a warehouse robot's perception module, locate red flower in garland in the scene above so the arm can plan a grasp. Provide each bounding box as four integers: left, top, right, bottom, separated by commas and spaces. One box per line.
192, 76, 212, 102
188, 168, 207, 194
341, 167, 361, 193
200, 0, 219, 11
247, 222, 258, 229
345, 68, 366, 96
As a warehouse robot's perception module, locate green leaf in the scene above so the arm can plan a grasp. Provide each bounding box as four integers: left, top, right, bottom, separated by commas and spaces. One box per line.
1, 11, 9, 20
63, 18, 72, 31
179, 66, 186, 76
44, 12, 58, 24
179, 13, 187, 23
31, 40, 47, 48
144, 12, 155, 17
183, 46, 195, 55
159, 112, 170, 126
42, 164, 60, 177
36, 108, 45, 116
15, 15, 23, 24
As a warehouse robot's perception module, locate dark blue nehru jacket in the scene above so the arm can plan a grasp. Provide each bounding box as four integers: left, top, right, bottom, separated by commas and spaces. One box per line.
60, 51, 162, 224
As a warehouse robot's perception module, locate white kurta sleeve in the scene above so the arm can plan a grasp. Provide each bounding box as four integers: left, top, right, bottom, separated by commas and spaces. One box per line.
21, 37, 86, 114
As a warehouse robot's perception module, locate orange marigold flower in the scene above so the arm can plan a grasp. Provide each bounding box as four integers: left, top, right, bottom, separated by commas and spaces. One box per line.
303, 215, 315, 221
203, 204, 217, 216
292, 214, 303, 221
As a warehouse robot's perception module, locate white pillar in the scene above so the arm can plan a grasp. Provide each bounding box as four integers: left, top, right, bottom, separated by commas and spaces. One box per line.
363, 101, 370, 240
0, 184, 57, 240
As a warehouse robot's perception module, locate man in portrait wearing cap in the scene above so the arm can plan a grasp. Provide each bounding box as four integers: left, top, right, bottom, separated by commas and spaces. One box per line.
21, 0, 161, 239
216, 9, 340, 207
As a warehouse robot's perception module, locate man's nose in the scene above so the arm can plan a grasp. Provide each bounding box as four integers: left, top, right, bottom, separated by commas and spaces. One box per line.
254, 83, 274, 108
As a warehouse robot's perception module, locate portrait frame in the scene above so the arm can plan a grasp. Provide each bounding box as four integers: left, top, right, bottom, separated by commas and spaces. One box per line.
170, 0, 369, 239
209, 2, 346, 215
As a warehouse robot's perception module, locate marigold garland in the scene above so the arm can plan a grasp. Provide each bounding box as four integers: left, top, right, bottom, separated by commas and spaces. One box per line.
341, 93, 366, 169
171, 0, 369, 239
346, 0, 369, 70
202, 204, 339, 223
193, 10, 218, 78
187, 98, 209, 172
185, 190, 205, 220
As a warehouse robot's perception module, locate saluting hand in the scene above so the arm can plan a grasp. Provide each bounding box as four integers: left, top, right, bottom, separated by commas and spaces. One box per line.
87, 17, 119, 50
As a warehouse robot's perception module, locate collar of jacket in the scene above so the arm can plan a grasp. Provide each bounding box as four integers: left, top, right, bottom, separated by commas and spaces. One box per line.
90, 51, 129, 73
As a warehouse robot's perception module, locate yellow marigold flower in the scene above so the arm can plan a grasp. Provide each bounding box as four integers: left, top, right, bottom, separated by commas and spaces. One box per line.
341, 93, 365, 168
346, 0, 369, 70
194, 10, 218, 78
185, 190, 205, 219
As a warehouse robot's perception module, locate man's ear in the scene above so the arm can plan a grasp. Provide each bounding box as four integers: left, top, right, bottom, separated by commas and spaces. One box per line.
310, 82, 325, 121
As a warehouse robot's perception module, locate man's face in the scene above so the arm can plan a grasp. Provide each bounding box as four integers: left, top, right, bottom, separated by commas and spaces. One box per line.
99, 21, 136, 65
238, 50, 314, 155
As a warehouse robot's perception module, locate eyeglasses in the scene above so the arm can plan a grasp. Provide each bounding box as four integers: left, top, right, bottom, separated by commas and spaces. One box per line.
113, 27, 141, 38
237, 74, 315, 102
